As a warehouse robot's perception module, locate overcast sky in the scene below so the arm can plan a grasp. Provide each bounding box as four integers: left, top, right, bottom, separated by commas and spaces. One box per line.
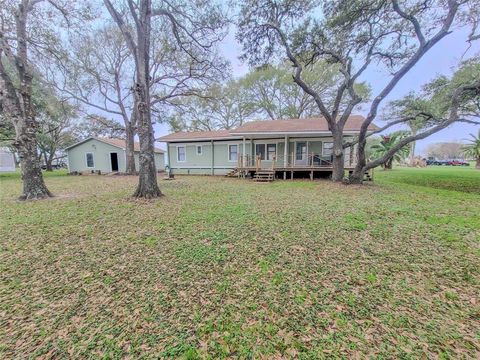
155, 25, 480, 156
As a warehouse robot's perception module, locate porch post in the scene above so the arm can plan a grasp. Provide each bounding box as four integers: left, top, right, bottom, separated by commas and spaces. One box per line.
211, 140, 214, 175
251, 139, 255, 165
284, 135, 288, 167
243, 136, 246, 167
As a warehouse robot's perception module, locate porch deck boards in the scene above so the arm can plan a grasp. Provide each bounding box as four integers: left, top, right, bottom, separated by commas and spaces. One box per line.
236, 166, 356, 172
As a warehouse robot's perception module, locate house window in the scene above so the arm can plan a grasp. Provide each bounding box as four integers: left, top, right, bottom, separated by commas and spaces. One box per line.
228, 144, 238, 161
177, 146, 186, 162
323, 142, 333, 156
267, 144, 276, 160
255, 144, 265, 160
196, 145, 202, 155
86, 152, 94, 168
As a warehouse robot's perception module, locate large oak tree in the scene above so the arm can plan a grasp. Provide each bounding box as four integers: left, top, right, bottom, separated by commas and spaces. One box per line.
237, 0, 479, 182
0, 0, 86, 199
104, 0, 227, 198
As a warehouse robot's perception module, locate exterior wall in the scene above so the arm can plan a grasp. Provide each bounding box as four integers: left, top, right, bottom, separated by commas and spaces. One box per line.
286, 138, 333, 165
166, 135, 357, 175
134, 152, 165, 171
67, 139, 127, 173
0, 149, 15, 172
168, 140, 250, 175
249, 139, 283, 167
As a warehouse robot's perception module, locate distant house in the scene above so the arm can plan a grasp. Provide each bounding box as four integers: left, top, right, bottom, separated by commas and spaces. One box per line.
65, 138, 165, 173
158, 115, 379, 178
0, 147, 15, 172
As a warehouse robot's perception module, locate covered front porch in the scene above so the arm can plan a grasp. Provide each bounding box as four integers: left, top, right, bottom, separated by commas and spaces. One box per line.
233, 135, 360, 180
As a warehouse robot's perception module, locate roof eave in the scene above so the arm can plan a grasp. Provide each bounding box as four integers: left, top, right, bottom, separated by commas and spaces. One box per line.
230, 130, 362, 136
158, 136, 243, 142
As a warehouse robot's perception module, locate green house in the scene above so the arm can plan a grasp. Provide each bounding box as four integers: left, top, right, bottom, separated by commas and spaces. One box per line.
158, 116, 379, 177
65, 137, 165, 174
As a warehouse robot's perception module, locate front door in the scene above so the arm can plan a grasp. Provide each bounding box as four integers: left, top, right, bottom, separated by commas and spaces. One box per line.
295, 142, 307, 166
110, 153, 119, 172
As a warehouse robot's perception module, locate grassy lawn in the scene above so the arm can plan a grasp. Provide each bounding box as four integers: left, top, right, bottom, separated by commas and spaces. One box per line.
374, 165, 480, 194
0, 168, 479, 358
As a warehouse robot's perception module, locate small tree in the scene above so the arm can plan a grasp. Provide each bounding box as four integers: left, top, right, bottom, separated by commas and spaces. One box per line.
425, 142, 465, 160
166, 80, 257, 131
462, 131, 480, 169
370, 132, 410, 170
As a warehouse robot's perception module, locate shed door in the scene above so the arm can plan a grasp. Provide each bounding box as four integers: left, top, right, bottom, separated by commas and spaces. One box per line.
110, 153, 119, 172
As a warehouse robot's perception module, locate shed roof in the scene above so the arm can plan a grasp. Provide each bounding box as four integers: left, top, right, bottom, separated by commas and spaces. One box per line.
65, 137, 164, 153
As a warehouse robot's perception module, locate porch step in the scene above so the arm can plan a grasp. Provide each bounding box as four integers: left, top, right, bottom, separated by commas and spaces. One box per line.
253, 170, 275, 182
225, 169, 239, 177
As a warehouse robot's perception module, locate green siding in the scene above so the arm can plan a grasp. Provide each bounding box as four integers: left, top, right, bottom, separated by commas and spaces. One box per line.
67, 139, 126, 173
168, 141, 250, 175
134, 153, 165, 171
166, 136, 351, 175
67, 139, 164, 173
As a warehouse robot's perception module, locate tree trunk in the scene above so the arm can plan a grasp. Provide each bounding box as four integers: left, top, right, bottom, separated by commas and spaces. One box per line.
125, 124, 136, 174
131, 7, 162, 198
476, 157, 480, 169
105, 0, 162, 198
384, 158, 393, 170
0, 1, 52, 199
132, 96, 162, 198
15, 123, 52, 200
349, 136, 367, 184
409, 128, 417, 166
331, 130, 345, 182
44, 151, 54, 171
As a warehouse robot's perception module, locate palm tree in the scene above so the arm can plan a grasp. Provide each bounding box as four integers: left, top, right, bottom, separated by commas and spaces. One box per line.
370, 131, 410, 170
462, 130, 480, 169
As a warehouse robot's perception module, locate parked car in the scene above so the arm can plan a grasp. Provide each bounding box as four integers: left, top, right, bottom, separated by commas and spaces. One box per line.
426, 159, 447, 165
447, 160, 470, 166
426, 159, 469, 166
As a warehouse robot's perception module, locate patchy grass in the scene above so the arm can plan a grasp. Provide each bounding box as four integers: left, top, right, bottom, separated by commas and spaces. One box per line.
0, 170, 479, 358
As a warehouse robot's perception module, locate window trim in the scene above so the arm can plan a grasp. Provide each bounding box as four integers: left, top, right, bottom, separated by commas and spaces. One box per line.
85, 152, 95, 168
266, 143, 277, 161
322, 142, 334, 156
177, 146, 186, 162
293, 141, 308, 166
255, 143, 266, 161
228, 144, 238, 162
196, 145, 203, 155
